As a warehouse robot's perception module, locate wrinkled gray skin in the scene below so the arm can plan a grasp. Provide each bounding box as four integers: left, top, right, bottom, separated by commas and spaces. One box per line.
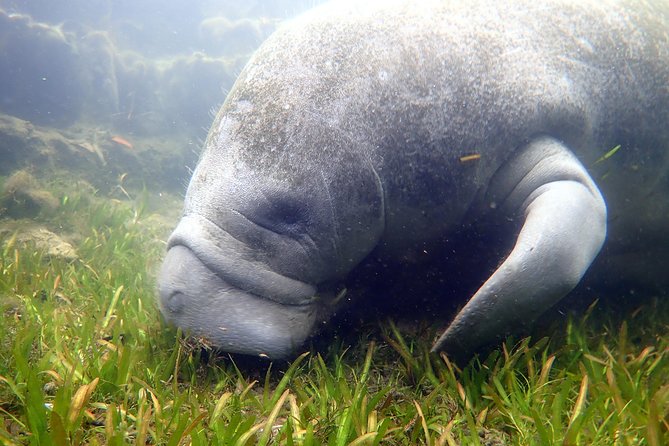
158, 0, 669, 359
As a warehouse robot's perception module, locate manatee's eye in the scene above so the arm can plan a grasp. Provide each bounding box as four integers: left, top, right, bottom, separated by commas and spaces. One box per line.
271, 198, 304, 225
253, 196, 312, 236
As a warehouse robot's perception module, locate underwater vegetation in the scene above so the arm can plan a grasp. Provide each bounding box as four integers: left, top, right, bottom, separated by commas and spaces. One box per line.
1, 171, 60, 218
0, 180, 667, 445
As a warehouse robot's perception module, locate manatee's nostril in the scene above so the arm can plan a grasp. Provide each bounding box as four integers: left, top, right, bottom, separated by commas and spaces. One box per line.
164, 290, 185, 313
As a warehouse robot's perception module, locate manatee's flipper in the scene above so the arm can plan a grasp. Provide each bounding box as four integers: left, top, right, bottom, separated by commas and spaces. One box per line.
431, 136, 607, 358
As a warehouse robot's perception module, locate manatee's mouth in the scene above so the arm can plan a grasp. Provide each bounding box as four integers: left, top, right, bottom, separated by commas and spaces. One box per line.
157, 214, 322, 358
167, 214, 318, 306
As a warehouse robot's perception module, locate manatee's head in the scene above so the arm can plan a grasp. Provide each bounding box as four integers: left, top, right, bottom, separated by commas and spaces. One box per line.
158, 144, 383, 358
158, 49, 385, 359
158, 214, 327, 359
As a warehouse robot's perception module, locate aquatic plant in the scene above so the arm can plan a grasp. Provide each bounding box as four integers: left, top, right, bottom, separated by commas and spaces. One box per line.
0, 188, 667, 445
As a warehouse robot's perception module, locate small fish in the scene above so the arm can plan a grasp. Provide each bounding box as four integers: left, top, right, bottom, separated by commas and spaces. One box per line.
110, 135, 134, 150
459, 153, 481, 163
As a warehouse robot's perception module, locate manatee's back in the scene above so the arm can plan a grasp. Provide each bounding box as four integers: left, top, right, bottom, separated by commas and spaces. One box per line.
208, 0, 669, 253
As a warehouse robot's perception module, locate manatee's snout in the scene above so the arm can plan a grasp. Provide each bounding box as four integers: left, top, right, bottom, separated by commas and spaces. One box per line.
158, 243, 320, 359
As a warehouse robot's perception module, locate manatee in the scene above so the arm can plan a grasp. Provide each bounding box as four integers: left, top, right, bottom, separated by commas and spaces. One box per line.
158, 0, 669, 359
